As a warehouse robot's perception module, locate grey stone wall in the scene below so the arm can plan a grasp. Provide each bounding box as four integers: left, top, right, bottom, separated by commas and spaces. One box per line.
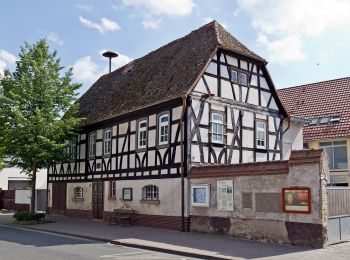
189, 152, 328, 247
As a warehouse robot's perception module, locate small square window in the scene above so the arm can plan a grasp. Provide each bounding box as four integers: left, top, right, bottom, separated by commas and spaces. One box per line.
231, 70, 238, 83
239, 72, 247, 85
191, 184, 210, 207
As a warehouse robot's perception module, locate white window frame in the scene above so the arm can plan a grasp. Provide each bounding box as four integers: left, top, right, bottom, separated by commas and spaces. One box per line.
238, 72, 247, 86
74, 187, 84, 198
211, 112, 225, 144
191, 184, 210, 207
103, 129, 112, 155
320, 141, 348, 171
256, 121, 266, 149
158, 113, 169, 145
88, 133, 96, 157
142, 185, 159, 200
230, 69, 238, 83
110, 181, 116, 198
69, 138, 77, 160
138, 120, 147, 149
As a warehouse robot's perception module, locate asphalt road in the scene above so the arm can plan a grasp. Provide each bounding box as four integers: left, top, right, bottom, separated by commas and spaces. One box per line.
0, 225, 197, 260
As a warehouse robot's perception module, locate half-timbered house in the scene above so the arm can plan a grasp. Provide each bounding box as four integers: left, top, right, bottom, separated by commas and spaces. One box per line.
47, 21, 302, 231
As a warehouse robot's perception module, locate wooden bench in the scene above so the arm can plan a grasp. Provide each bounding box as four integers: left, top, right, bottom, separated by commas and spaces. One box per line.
108, 208, 135, 227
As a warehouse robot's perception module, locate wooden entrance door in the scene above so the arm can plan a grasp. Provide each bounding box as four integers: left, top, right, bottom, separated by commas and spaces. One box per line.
51, 182, 66, 215
92, 181, 104, 219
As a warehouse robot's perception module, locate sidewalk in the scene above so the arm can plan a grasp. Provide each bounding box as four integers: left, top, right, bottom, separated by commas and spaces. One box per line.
1, 214, 349, 259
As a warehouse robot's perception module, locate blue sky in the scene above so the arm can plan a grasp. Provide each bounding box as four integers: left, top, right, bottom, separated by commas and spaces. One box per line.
1, 0, 350, 95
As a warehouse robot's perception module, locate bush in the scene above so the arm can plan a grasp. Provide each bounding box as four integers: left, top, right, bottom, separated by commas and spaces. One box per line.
13, 211, 45, 222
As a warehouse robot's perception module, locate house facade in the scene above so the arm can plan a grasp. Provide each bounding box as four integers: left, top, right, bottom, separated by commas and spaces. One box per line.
278, 77, 350, 186
47, 21, 302, 230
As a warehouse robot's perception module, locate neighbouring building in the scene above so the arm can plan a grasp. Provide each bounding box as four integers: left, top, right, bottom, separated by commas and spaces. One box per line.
47, 21, 303, 232
0, 166, 47, 211
278, 77, 350, 186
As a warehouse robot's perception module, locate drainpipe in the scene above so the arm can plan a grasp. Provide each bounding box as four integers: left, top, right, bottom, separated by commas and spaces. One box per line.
180, 93, 187, 232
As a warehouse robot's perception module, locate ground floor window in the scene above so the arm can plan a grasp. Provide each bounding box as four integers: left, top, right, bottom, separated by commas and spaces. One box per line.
109, 181, 116, 198
142, 185, 159, 200
74, 187, 84, 198
191, 184, 210, 207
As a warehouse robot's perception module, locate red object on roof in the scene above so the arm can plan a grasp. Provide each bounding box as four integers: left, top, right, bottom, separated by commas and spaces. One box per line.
277, 77, 350, 141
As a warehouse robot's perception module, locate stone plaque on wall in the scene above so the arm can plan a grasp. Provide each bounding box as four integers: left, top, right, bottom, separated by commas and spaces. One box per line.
242, 192, 252, 209
256, 193, 282, 213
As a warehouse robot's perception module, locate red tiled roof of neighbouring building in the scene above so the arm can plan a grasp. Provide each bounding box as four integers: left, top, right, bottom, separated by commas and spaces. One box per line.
288, 149, 324, 165
189, 149, 324, 178
277, 77, 350, 141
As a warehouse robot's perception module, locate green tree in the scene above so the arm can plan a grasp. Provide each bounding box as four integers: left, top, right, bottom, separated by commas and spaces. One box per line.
0, 39, 84, 211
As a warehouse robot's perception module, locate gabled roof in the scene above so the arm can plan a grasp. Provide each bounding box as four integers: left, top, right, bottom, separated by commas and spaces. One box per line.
77, 21, 266, 126
277, 77, 350, 141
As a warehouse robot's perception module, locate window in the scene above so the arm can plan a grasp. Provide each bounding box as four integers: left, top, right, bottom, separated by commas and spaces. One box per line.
320, 141, 348, 171
158, 114, 169, 145
104, 129, 112, 155
88, 133, 96, 157
256, 121, 266, 149
138, 120, 147, 149
69, 138, 77, 160
309, 118, 318, 125
319, 117, 330, 124
230, 69, 238, 83
109, 181, 116, 198
74, 187, 84, 198
211, 112, 225, 144
191, 184, 210, 207
142, 185, 159, 200
238, 72, 247, 85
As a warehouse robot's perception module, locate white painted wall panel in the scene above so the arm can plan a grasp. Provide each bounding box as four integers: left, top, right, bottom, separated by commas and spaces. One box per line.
242, 111, 254, 128
261, 91, 270, 107
240, 60, 248, 70
205, 75, 218, 96
247, 88, 259, 106
242, 129, 254, 148
221, 80, 234, 100
119, 123, 128, 135
220, 65, 229, 79
226, 55, 238, 67
206, 62, 217, 75
148, 129, 156, 147
256, 152, 267, 162
242, 150, 254, 163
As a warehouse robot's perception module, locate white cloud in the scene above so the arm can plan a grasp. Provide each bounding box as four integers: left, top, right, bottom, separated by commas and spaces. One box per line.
76, 4, 94, 12
121, 0, 194, 29
47, 32, 64, 45
142, 17, 162, 29
235, 0, 350, 63
79, 16, 121, 34
257, 34, 306, 63
122, 0, 194, 16
72, 52, 133, 84
0, 50, 17, 77
72, 56, 100, 83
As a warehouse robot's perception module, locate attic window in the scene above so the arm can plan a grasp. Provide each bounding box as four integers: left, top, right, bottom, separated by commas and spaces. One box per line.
319, 117, 330, 124
330, 116, 340, 123
308, 116, 341, 126
123, 64, 135, 75
309, 118, 318, 125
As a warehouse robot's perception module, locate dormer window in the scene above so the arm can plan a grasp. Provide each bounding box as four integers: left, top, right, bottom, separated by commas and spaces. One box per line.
138, 120, 147, 149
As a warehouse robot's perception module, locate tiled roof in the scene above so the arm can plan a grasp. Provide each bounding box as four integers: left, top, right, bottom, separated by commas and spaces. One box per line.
76, 21, 266, 126
277, 77, 350, 141
189, 149, 323, 178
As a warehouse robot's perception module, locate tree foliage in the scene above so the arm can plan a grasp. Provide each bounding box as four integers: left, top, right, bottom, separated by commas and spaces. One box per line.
0, 39, 84, 209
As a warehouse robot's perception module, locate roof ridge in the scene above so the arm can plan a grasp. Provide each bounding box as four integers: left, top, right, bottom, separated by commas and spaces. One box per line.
278, 76, 350, 91
212, 20, 222, 45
